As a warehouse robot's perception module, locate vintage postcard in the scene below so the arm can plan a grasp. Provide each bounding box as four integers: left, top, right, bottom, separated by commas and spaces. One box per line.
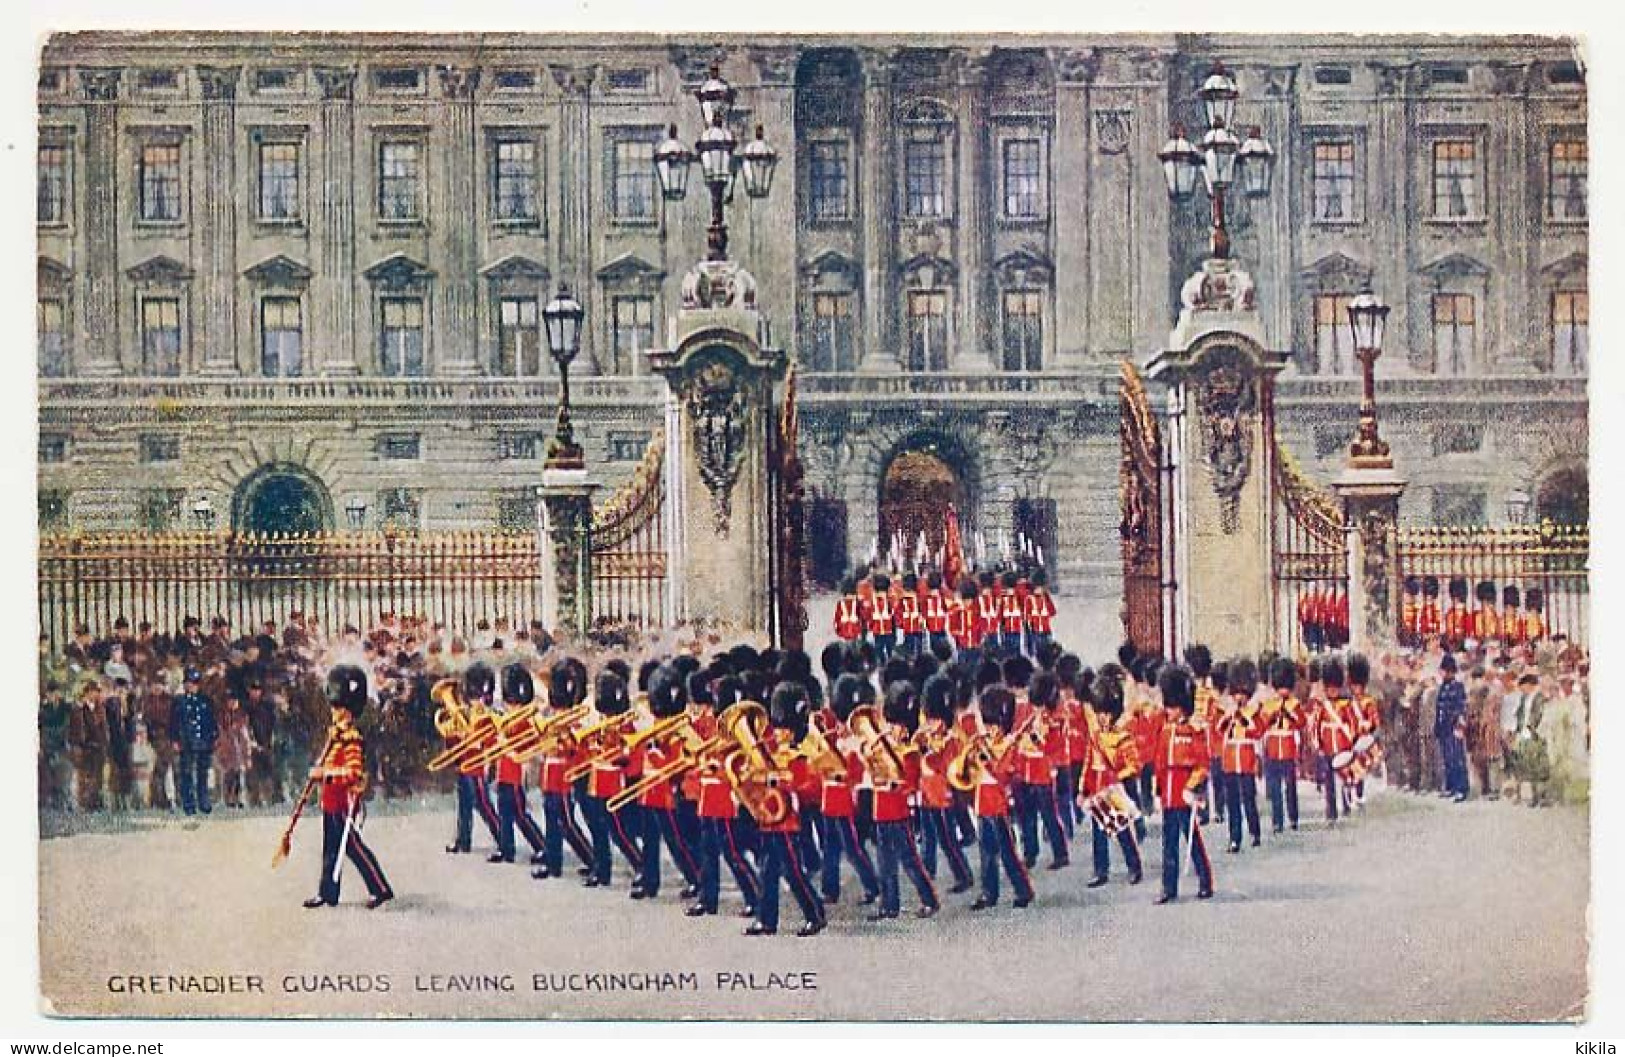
34, 28, 1589, 1022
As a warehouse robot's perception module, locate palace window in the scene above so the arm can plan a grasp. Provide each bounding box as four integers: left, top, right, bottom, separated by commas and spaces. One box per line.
258, 141, 301, 221
139, 143, 183, 223
808, 291, 857, 372
497, 296, 544, 377
38, 298, 67, 378
140, 297, 183, 376
905, 290, 949, 372
1431, 485, 1486, 527
1313, 293, 1357, 376
1001, 289, 1043, 372
1548, 140, 1587, 221
1311, 140, 1357, 222
610, 295, 655, 376
38, 434, 68, 464
610, 135, 658, 222
139, 434, 181, 463
608, 431, 652, 462
493, 138, 540, 224
378, 140, 422, 222
498, 432, 545, 460
1002, 139, 1043, 220
376, 433, 421, 460
37, 144, 68, 225
373, 68, 422, 92
903, 135, 948, 218
1431, 140, 1479, 219
377, 487, 422, 531
808, 141, 851, 221
1431, 293, 1476, 376
260, 296, 303, 377
1551, 290, 1588, 376
38, 490, 68, 533
492, 70, 536, 91
496, 490, 538, 532
254, 69, 297, 93
137, 489, 185, 533
379, 297, 425, 376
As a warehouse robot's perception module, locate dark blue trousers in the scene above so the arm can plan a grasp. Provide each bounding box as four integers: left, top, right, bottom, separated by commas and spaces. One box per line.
697, 815, 759, 912
540, 790, 592, 873
977, 815, 1034, 905
875, 819, 939, 915
1225, 772, 1261, 847
1090, 815, 1143, 879
1054, 769, 1078, 840
1160, 806, 1214, 898
317, 806, 391, 906
495, 782, 544, 861
919, 805, 973, 888
1263, 759, 1299, 832
580, 794, 643, 883
756, 831, 824, 933
639, 803, 700, 895
817, 812, 879, 903
176, 749, 213, 815
1016, 782, 1069, 866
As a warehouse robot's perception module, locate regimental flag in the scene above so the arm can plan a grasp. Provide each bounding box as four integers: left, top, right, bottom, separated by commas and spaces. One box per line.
942, 505, 967, 591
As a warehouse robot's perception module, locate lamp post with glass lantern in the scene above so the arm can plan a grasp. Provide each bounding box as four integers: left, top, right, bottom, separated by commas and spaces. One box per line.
191, 496, 216, 533
344, 495, 368, 532
1346, 284, 1393, 469
653, 66, 779, 263
1157, 64, 1275, 262
542, 284, 586, 471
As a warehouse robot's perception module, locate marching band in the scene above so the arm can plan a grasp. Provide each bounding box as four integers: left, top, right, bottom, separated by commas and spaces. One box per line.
277, 565, 1396, 931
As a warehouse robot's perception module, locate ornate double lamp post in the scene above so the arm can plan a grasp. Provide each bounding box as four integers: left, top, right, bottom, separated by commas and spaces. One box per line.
654, 65, 779, 262
1158, 64, 1276, 260
542, 284, 587, 471
1346, 285, 1393, 468
191, 496, 216, 533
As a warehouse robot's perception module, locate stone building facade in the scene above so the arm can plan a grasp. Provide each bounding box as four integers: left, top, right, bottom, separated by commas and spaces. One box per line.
36, 32, 1587, 598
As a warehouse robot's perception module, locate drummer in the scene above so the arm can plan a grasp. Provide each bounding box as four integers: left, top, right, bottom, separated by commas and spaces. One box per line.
1347, 653, 1381, 811
1315, 657, 1360, 825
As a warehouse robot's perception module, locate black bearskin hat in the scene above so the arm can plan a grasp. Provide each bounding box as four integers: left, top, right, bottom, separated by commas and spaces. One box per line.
594, 670, 630, 717
501, 663, 535, 706
1158, 664, 1196, 714
1422, 576, 1440, 599
648, 666, 688, 719
1028, 671, 1060, 709
549, 659, 588, 709
462, 662, 496, 703
1449, 578, 1469, 604
1502, 585, 1521, 609
1184, 643, 1213, 680
1320, 656, 1346, 690
1404, 575, 1420, 595
1526, 588, 1545, 610
1270, 658, 1299, 693
325, 664, 368, 715
1347, 653, 1371, 688
1228, 657, 1258, 697
1475, 580, 1496, 605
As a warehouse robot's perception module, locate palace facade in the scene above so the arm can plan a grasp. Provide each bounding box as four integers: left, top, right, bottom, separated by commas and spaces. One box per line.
36, 32, 1588, 595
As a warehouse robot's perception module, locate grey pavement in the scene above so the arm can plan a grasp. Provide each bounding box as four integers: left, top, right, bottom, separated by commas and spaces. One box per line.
40, 785, 1586, 1022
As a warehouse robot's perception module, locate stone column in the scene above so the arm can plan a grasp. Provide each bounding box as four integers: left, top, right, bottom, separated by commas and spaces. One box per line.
747, 47, 800, 347
1050, 48, 1099, 368
314, 67, 359, 376
1247, 64, 1299, 352
551, 64, 600, 374
78, 68, 122, 376
1147, 258, 1290, 657
436, 66, 482, 377
952, 49, 996, 372
1371, 63, 1418, 370
195, 66, 241, 376
537, 470, 599, 639
1333, 468, 1408, 654
857, 48, 897, 373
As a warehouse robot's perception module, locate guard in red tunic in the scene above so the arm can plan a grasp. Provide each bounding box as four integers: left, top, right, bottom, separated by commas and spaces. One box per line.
1218, 657, 1264, 853
490, 663, 546, 864
304, 665, 393, 910
1024, 570, 1057, 658
1261, 658, 1303, 834
867, 574, 898, 663
1443, 578, 1472, 649
897, 573, 927, 658
1473, 580, 1501, 642
1500, 586, 1524, 646
916, 674, 974, 894
579, 671, 643, 888
976, 572, 1003, 659
1522, 588, 1548, 643
923, 572, 951, 657
1401, 575, 1422, 648
817, 675, 881, 906
1079, 674, 1144, 887
746, 683, 827, 937
686, 687, 761, 919
949, 579, 987, 670
630, 667, 701, 902
998, 571, 1026, 656
1153, 665, 1214, 903
833, 578, 865, 643
532, 659, 594, 881
969, 686, 1034, 910
868, 683, 940, 920
1419, 576, 1443, 641
1315, 657, 1360, 824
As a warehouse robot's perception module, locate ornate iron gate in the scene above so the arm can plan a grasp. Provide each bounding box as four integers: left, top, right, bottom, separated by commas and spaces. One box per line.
588, 430, 669, 629
1119, 361, 1167, 658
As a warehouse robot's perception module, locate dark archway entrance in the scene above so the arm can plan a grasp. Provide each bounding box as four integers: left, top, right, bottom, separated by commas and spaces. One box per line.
878, 434, 974, 565
233, 464, 334, 535
1537, 465, 1588, 527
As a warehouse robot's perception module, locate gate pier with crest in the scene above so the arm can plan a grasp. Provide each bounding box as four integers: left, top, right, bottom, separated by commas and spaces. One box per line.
1144, 258, 1290, 659
648, 259, 788, 642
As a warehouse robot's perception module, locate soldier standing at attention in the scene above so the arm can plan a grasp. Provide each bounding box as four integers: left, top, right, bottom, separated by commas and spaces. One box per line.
304, 665, 393, 910
1153, 665, 1215, 904
168, 668, 218, 817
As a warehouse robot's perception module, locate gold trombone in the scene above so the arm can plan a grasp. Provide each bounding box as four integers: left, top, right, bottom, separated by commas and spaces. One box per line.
849, 704, 907, 786
461, 704, 542, 771
561, 711, 648, 783
510, 703, 593, 766
607, 727, 724, 813
427, 680, 499, 773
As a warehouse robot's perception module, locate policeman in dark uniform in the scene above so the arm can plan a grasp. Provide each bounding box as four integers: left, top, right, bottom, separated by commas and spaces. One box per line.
304, 665, 394, 909
168, 668, 218, 816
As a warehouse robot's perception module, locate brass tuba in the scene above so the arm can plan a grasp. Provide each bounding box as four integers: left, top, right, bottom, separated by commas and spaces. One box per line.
427, 680, 499, 773
430, 678, 469, 741
849, 704, 906, 786
722, 702, 791, 827
796, 712, 847, 782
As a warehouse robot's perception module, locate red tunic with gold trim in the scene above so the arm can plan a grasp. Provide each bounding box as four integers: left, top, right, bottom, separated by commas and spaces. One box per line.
1154, 717, 1209, 811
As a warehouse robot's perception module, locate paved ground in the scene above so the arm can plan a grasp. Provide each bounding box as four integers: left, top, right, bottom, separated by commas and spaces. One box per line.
39, 783, 1587, 1023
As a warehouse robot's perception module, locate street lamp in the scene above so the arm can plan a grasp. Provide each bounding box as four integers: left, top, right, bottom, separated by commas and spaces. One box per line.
542, 283, 586, 470
191, 496, 215, 532
344, 495, 368, 531
1159, 63, 1275, 260
1345, 285, 1393, 467
653, 65, 778, 263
